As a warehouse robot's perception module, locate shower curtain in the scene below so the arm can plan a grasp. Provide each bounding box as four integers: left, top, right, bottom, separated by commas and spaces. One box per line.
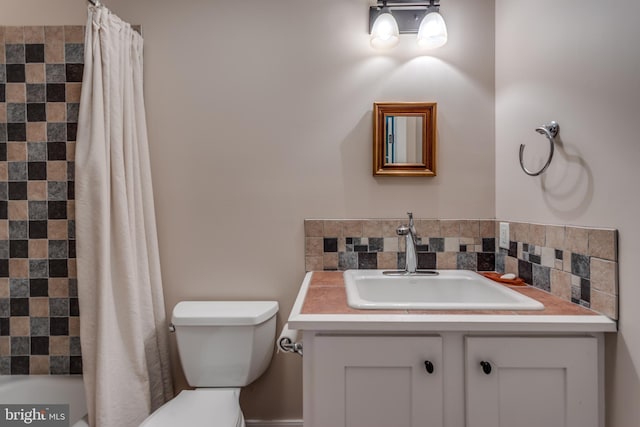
76, 6, 173, 427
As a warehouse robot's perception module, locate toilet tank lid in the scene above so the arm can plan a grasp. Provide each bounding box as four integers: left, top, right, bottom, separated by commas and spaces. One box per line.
172, 301, 279, 326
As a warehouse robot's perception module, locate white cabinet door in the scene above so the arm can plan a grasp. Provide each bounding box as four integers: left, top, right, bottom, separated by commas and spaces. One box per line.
309, 335, 443, 427
465, 336, 599, 427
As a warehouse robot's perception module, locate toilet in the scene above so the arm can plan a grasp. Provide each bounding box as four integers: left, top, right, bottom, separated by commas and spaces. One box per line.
140, 300, 279, 427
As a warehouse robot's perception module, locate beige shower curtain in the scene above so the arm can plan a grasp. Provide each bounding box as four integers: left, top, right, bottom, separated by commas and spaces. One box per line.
75, 6, 173, 427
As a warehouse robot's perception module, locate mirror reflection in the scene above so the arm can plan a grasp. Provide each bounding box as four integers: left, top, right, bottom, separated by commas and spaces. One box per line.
385, 115, 423, 164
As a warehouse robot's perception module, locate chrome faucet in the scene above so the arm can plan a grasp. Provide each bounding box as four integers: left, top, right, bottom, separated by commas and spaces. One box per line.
397, 212, 418, 274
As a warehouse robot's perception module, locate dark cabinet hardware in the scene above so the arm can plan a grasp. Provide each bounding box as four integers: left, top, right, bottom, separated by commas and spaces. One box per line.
424, 360, 434, 374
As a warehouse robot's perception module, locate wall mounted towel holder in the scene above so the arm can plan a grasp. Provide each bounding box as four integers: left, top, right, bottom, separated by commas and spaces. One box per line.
519, 121, 559, 176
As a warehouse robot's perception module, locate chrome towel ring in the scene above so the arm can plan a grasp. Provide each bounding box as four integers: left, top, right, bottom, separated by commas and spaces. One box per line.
519, 121, 559, 176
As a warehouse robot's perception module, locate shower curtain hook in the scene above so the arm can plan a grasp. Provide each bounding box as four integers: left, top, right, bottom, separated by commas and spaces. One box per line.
519, 121, 559, 176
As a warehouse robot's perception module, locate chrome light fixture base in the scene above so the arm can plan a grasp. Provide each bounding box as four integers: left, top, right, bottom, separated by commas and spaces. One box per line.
369, 0, 442, 34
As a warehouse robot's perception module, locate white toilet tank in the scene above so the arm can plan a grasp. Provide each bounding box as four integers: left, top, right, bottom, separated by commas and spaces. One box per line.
172, 301, 278, 388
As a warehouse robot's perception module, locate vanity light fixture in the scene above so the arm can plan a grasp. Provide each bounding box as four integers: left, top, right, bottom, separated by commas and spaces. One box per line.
369, 0, 447, 49
416, 8, 447, 49
370, 2, 400, 49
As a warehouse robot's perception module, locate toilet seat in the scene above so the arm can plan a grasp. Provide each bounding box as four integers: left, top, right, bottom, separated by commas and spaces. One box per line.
139, 389, 243, 427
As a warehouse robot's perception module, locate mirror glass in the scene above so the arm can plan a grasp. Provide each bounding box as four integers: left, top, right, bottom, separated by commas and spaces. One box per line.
384, 115, 423, 164
373, 102, 437, 176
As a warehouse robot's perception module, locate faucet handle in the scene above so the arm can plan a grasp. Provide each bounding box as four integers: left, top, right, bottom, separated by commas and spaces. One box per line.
407, 212, 414, 227
396, 224, 410, 236
407, 212, 416, 235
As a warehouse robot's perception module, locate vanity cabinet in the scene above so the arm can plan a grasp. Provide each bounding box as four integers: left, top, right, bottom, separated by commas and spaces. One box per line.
465, 336, 599, 427
303, 333, 602, 427
290, 271, 614, 427
309, 335, 443, 427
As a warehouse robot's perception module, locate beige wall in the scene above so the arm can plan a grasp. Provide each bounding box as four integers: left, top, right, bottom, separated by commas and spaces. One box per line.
107, 0, 496, 419
2, 0, 496, 420
495, 1, 640, 426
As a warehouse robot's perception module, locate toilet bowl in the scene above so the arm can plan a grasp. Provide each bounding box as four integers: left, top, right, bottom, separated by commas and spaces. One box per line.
139, 301, 279, 427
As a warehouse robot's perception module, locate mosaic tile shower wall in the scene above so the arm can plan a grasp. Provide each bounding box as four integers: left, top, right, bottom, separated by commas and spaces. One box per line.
304, 219, 619, 319
0, 26, 82, 374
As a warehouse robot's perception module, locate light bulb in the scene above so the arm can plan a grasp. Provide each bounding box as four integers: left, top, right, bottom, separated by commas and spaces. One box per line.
417, 11, 448, 49
370, 10, 399, 49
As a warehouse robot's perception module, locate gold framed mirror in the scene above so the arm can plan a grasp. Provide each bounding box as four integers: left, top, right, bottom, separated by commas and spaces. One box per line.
373, 102, 437, 176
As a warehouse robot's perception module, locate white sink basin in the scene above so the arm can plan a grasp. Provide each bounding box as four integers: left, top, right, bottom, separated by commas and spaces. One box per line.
344, 269, 544, 310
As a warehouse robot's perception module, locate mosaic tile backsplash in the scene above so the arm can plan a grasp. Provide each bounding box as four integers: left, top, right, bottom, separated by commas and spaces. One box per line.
304, 219, 618, 319
305, 219, 497, 272
497, 221, 618, 319
0, 26, 82, 375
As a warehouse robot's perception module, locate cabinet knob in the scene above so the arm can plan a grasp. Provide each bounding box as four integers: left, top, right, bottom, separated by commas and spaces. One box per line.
480, 361, 492, 375
424, 360, 434, 374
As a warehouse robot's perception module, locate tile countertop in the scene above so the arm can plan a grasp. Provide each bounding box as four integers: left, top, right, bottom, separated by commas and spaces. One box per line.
287, 271, 618, 333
